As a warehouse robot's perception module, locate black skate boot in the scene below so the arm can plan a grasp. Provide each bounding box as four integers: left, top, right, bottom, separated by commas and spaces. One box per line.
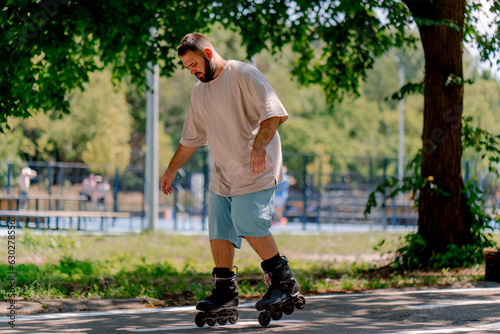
194, 268, 239, 327
256, 256, 306, 327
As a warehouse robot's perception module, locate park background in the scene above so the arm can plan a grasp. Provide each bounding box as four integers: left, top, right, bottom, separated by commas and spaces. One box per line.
1, 11, 500, 305
1, 25, 499, 223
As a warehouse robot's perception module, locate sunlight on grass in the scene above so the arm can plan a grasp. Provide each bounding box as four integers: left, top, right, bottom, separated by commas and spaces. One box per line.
0, 230, 495, 302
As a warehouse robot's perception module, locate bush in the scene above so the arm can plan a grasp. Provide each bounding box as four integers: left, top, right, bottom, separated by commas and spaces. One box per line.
365, 117, 500, 270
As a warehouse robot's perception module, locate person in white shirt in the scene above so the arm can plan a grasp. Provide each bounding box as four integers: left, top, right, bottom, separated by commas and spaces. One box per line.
160, 33, 304, 326
18, 167, 37, 210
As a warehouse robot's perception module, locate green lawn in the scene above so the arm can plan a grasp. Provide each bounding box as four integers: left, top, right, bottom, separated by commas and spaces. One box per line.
1, 230, 497, 304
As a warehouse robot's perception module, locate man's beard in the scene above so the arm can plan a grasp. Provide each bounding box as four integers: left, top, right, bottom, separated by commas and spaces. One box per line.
198, 57, 216, 82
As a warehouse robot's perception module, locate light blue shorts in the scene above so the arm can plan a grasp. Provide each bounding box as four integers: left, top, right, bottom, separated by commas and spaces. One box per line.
208, 188, 275, 249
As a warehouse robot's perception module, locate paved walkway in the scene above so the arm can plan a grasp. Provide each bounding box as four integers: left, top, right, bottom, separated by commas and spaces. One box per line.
2, 284, 500, 333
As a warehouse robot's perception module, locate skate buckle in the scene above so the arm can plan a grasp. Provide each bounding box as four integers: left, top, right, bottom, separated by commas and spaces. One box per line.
212, 275, 222, 286
263, 272, 272, 286
212, 275, 223, 286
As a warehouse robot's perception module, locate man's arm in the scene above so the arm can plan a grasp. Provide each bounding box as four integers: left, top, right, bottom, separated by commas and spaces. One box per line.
161, 144, 199, 195
250, 116, 285, 174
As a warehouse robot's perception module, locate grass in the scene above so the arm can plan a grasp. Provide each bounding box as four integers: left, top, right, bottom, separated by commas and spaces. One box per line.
0, 230, 497, 305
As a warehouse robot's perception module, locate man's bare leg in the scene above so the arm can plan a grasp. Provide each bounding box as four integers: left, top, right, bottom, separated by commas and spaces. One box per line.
245, 234, 279, 261
210, 239, 235, 268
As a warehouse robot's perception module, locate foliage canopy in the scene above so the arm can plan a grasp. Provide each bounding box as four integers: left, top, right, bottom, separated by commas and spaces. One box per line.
4, 0, 498, 127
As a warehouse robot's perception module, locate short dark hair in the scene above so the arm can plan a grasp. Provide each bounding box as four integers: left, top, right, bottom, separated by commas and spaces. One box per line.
177, 33, 213, 57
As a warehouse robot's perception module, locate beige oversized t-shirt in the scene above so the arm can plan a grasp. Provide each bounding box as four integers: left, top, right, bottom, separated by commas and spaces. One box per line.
180, 60, 289, 197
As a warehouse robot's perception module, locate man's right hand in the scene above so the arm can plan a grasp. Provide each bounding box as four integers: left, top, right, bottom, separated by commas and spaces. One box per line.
161, 169, 177, 195
160, 144, 199, 195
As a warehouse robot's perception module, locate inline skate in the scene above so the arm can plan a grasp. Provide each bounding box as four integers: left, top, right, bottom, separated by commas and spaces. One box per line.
255, 256, 306, 327
194, 269, 239, 327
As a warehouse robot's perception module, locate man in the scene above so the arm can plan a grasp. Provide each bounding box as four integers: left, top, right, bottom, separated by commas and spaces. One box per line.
160, 33, 303, 325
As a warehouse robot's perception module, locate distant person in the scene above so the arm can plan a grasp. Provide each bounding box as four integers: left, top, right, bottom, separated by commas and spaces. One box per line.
273, 166, 290, 226
96, 177, 110, 211
18, 167, 37, 210
81, 173, 97, 210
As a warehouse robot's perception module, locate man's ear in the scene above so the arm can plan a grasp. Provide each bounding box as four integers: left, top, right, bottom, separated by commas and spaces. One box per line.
204, 48, 213, 60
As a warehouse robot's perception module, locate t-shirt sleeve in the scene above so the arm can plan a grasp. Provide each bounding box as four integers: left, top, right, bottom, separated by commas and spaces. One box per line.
180, 95, 208, 147
243, 66, 289, 125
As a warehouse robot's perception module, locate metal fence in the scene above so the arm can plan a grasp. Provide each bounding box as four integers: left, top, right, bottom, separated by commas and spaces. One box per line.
0, 152, 498, 231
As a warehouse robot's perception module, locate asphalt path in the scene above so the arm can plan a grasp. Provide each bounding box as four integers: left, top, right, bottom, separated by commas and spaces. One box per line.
2, 286, 500, 333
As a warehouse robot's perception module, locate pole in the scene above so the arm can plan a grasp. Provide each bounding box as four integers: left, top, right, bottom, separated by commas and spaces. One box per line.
397, 64, 405, 205
113, 168, 119, 212
302, 155, 308, 231
202, 149, 209, 231
6, 163, 11, 195
145, 27, 159, 233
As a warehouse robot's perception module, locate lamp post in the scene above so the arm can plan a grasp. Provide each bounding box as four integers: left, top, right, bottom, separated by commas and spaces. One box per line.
396, 57, 405, 205
145, 27, 159, 233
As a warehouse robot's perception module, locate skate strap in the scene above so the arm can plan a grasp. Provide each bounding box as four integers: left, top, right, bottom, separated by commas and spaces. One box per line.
263, 273, 272, 286
212, 275, 236, 286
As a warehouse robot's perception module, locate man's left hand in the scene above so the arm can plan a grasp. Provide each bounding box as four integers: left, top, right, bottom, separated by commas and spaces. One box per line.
250, 146, 267, 174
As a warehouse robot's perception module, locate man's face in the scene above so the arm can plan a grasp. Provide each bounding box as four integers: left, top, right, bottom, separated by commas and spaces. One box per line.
181, 50, 216, 83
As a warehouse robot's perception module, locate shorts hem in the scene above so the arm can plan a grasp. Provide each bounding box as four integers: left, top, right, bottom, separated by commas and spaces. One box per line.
239, 230, 272, 239
209, 236, 242, 249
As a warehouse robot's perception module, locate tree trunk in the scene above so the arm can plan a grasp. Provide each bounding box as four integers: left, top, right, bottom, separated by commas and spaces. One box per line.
403, 0, 469, 251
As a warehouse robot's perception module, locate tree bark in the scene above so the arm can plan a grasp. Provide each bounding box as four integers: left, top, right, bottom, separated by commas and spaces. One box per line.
403, 0, 469, 251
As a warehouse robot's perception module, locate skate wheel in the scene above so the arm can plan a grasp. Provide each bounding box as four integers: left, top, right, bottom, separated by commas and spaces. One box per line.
271, 309, 283, 320
229, 310, 239, 324
295, 295, 306, 310
218, 317, 227, 325
206, 318, 216, 326
258, 311, 271, 327
283, 303, 294, 315
195, 312, 205, 327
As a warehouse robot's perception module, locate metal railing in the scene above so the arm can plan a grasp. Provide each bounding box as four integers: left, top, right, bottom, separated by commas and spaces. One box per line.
0, 153, 497, 231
